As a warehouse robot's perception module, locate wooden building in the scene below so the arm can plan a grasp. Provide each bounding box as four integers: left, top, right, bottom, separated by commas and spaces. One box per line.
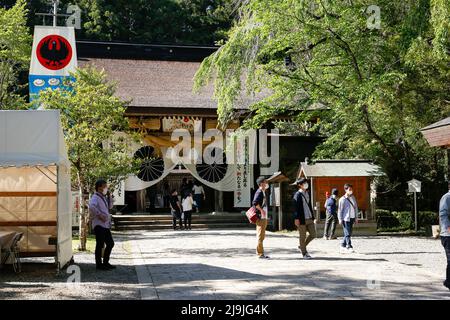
421, 117, 450, 177
76, 41, 323, 214
297, 159, 382, 222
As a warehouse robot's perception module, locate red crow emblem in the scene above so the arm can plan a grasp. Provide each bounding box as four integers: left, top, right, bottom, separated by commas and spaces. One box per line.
36, 35, 72, 70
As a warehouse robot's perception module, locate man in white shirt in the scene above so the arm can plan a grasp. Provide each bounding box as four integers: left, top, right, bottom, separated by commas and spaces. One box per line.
338, 183, 359, 253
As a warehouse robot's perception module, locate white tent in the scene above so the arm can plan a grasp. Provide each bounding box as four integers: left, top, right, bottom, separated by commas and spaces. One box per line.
0, 110, 72, 270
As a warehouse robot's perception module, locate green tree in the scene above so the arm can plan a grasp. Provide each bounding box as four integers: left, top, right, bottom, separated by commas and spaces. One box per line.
22, 0, 235, 45
194, 0, 450, 208
0, 0, 31, 109
39, 67, 138, 250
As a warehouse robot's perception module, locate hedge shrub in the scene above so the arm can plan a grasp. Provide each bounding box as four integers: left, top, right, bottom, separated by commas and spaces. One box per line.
376, 209, 439, 230
393, 211, 413, 230
419, 211, 439, 227
376, 209, 400, 229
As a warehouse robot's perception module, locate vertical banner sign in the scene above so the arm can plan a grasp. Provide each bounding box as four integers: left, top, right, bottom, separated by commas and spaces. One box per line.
113, 180, 126, 206
234, 138, 252, 207
29, 26, 77, 104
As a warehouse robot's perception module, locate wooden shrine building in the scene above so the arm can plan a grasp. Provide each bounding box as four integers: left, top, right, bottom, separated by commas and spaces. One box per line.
76, 41, 323, 215
296, 159, 382, 234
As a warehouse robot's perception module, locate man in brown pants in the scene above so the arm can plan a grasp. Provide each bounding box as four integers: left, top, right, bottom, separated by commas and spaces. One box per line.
253, 176, 270, 259
293, 178, 316, 259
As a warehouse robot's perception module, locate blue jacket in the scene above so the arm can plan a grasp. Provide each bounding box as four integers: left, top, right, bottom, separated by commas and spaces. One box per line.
325, 196, 338, 215
439, 191, 450, 237
252, 188, 268, 219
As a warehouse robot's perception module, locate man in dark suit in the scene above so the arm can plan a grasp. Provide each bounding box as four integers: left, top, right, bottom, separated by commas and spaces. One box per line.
293, 178, 316, 259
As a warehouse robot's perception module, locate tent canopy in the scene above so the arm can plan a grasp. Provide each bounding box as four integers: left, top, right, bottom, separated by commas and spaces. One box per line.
0, 110, 69, 167
0, 110, 72, 269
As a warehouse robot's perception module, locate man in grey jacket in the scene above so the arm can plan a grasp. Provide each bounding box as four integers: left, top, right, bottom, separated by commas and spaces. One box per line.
338, 183, 358, 254
439, 181, 450, 290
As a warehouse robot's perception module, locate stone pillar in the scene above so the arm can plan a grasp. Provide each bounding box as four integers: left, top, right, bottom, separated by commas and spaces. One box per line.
447, 148, 450, 181
271, 184, 278, 231
214, 190, 224, 213
136, 189, 147, 213
369, 178, 377, 221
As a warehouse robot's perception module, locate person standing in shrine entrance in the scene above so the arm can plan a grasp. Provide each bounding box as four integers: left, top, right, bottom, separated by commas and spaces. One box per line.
192, 180, 206, 213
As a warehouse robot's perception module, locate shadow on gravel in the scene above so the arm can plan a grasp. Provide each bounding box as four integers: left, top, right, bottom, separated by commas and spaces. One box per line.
0, 257, 139, 299
138, 263, 449, 300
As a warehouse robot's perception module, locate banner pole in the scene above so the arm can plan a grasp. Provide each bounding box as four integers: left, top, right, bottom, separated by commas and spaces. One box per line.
53, 1, 59, 27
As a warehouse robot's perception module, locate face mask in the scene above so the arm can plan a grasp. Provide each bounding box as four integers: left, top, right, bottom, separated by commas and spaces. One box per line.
102, 188, 108, 195
303, 183, 309, 190
332, 194, 336, 199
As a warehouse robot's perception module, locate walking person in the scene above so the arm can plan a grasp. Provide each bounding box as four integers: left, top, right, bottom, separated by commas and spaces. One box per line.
253, 176, 270, 259
293, 178, 316, 259
323, 188, 339, 240
192, 180, 206, 213
169, 189, 183, 230
89, 179, 116, 270
439, 181, 450, 290
338, 183, 358, 253
182, 192, 194, 230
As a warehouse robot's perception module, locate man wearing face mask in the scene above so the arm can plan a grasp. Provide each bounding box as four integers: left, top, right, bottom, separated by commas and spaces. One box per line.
338, 183, 358, 253
89, 179, 115, 270
253, 176, 270, 259
293, 178, 316, 259
324, 188, 339, 240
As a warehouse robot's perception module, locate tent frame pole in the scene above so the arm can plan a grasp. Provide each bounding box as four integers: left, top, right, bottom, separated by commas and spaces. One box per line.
56, 165, 60, 274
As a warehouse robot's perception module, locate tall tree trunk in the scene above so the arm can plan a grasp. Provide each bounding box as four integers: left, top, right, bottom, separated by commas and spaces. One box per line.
77, 172, 88, 251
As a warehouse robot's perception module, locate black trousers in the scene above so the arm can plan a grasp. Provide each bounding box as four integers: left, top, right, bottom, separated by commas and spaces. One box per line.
94, 225, 114, 266
442, 236, 450, 285
172, 211, 182, 229
324, 213, 337, 238
183, 210, 192, 229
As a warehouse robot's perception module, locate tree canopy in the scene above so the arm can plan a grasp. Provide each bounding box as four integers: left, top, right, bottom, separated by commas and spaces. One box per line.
0, 0, 31, 110
4, 0, 236, 45
194, 0, 450, 207
39, 67, 138, 193
38, 66, 139, 250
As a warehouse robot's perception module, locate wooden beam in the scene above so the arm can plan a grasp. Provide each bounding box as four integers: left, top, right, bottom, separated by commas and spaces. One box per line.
0, 221, 57, 227
20, 251, 56, 257
0, 191, 57, 197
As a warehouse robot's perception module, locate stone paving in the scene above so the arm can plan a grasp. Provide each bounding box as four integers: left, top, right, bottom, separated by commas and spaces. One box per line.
127, 229, 450, 300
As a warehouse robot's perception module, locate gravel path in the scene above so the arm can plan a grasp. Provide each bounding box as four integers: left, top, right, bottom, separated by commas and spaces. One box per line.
0, 234, 139, 300
280, 232, 446, 278
0, 230, 448, 300
129, 229, 450, 300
